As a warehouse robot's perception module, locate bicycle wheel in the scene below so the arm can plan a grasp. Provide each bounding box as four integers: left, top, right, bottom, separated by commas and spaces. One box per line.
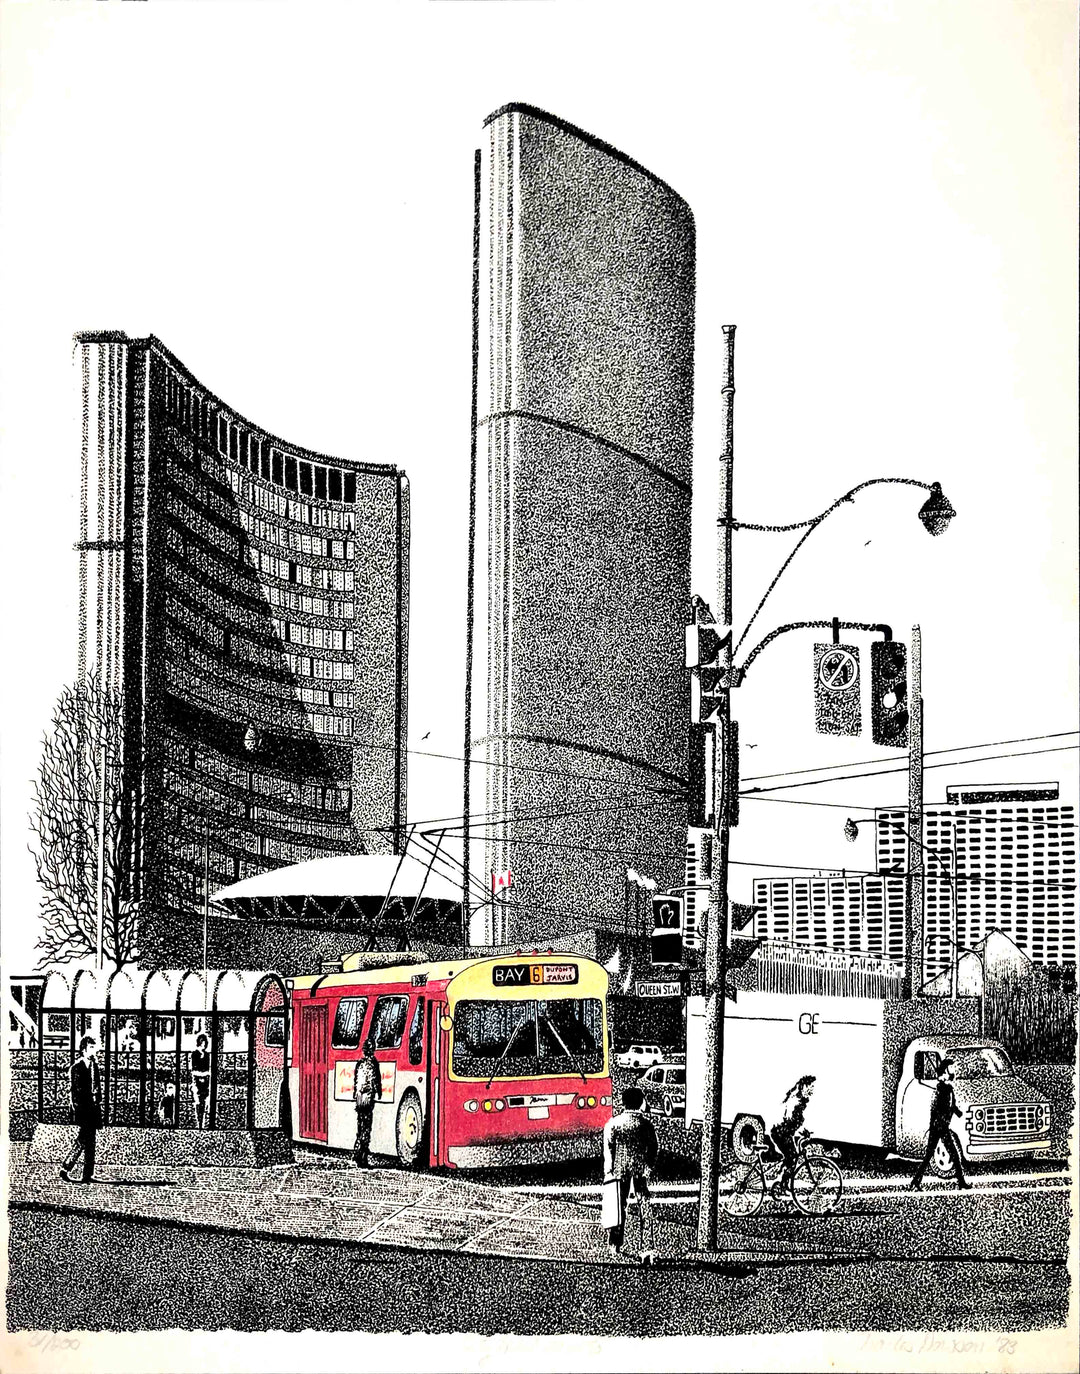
791, 1156, 843, 1215
723, 1161, 765, 1217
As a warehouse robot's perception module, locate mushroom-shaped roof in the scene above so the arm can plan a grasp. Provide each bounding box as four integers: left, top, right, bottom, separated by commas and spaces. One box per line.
211, 852, 462, 904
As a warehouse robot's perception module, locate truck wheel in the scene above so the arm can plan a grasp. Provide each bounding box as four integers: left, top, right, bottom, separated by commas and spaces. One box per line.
929, 1132, 963, 1179
396, 1090, 425, 1169
731, 1114, 766, 1164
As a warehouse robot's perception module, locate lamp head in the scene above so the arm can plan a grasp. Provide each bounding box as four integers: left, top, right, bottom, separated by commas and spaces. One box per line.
843, 818, 860, 843
918, 482, 955, 536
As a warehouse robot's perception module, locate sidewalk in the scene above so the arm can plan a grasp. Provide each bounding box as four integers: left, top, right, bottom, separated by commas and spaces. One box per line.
7, 1144, 859, 1268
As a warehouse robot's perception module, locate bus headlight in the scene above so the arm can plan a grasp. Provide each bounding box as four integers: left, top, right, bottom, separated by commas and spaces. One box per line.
600, 1095, 611, 1106
494, 1098, 505, 1111
577, 1096, 586, 1109
464, 1099, 479, 1113
587, 1096, 596, 1108
483, 1100, 493, 1112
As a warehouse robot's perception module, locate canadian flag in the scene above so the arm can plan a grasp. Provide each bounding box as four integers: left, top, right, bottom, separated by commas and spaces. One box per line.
492, 869, 513, 894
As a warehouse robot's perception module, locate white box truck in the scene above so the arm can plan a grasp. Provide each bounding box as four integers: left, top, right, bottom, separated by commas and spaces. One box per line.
685, 992, 1053, 1174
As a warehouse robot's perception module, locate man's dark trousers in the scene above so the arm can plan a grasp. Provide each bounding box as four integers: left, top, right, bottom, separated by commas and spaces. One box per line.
354, 1106, 374, 1166
64, 1058, 101, 1182
912, 1079, 966, 1187
62, 1123, 96, 1182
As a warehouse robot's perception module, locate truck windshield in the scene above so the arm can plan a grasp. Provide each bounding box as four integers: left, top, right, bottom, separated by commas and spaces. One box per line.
951, 1046, 1013, 1079
452, 998, 605, 1079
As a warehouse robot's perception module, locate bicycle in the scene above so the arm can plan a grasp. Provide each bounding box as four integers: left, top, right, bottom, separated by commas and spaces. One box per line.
722, 1136, 844, 1217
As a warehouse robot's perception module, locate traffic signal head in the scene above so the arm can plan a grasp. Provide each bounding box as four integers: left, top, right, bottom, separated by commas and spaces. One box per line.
687, 623, 732, 725
652, 895, 683, 930
870, 639, 909, 747
650, 894, 684, 965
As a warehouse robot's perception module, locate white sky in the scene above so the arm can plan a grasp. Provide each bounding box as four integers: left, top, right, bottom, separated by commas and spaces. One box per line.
1, 0, 1076, 975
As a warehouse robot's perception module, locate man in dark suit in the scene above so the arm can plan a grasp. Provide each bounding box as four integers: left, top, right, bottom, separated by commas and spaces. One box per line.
60, 1035, 103, 1184
910, 1055, 970, 1191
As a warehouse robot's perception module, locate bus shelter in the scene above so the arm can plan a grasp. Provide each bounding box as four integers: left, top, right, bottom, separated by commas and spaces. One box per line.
36, 966, 289, 1132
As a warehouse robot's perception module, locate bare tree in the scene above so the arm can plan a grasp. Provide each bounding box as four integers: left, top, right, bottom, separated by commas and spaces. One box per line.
29, 676, 139, 971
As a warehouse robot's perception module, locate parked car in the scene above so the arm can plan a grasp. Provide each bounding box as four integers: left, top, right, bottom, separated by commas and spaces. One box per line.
616, 1043, 665, 1070
637, 1062, 686, 1117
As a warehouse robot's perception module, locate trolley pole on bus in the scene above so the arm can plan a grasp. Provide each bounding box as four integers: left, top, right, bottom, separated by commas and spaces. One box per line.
696, 324, 737, 1254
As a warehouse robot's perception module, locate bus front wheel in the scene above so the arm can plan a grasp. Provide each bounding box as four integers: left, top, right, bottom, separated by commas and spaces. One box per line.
396, 1090, 425, 1169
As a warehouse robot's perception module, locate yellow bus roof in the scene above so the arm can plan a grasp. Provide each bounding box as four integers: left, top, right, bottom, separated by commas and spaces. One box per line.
291, 950, 606, 995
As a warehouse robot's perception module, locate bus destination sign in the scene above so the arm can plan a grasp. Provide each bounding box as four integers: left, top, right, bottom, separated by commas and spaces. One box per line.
492, 963, 579, 987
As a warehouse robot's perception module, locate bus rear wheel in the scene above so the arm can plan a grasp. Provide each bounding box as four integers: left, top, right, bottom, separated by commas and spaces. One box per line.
396, 1090, 425, 1169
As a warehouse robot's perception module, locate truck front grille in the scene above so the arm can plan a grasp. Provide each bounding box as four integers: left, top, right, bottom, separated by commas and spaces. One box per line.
977, 1103, 1046, 1136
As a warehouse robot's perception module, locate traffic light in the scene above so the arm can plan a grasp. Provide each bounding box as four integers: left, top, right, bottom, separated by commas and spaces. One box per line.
686, 623, 732, 725
870, 639, 909, 747
650, 894, 683, 965
814, 642, 861, 736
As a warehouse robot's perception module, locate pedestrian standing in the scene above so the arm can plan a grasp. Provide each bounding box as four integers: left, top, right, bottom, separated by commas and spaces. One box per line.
60, 1035, 102, 1184
157, 1075, 176, 1128
910, 1056, 970, 1191
190, 1033, 211, 1129
352, 1036, 382, 1167
601, 1085, 659, 1262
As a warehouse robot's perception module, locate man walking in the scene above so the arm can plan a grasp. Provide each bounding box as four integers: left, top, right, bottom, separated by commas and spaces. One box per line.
602, 1085, 659, 1261
60, 1035, 102, 1184
910, 1056, 970, 1191
352, 1036, 382, 1168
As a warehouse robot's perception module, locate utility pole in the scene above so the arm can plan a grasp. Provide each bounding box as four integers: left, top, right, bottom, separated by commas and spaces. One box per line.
697, 324, 736, 1253
96, 742, 107, 972
905, 624, 923, 998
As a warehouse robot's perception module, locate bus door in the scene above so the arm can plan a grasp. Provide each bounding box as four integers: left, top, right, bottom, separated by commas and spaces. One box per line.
427, 999, 448, 1166
299, 1001, 328, 1141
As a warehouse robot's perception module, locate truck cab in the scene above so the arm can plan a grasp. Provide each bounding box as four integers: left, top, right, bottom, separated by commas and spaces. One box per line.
895, 1035, 1052, 1171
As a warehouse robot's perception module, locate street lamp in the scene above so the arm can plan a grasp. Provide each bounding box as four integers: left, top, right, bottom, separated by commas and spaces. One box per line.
917, 483, 956, 537
692, 326, 957, 1255
844, 815, 958, 998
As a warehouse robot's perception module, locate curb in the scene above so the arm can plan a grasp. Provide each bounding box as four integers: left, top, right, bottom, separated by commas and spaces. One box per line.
8, 1192, 874, 1271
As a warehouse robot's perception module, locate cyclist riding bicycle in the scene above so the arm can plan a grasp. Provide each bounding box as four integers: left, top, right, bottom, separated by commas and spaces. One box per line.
770, 1074, 816, 1198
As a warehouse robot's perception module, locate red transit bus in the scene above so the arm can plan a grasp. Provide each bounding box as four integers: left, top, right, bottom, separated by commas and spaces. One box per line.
286, 951, 612, 1169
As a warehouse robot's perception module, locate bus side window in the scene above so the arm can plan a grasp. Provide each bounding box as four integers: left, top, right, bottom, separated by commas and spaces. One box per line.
408, 997, 425, 1066
370, 994, 409, 1050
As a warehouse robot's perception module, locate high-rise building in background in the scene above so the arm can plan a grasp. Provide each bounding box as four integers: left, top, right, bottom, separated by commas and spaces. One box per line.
77, 332, 409, 969
466, 105, 695, 946
752, 783, 1076, 976
877, 783, 1076, 974
751, 873, 907, 961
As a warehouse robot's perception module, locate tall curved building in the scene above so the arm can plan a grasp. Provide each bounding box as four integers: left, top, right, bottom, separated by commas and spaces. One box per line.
76, 333, 408, 970
466, 107, 695, 946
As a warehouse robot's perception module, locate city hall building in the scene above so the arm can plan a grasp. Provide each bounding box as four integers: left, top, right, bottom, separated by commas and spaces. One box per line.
466, 105, 695, 948
76, 332, 409, 970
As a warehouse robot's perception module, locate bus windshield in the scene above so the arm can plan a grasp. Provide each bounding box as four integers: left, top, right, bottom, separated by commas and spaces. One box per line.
452, 998, 605, 1080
